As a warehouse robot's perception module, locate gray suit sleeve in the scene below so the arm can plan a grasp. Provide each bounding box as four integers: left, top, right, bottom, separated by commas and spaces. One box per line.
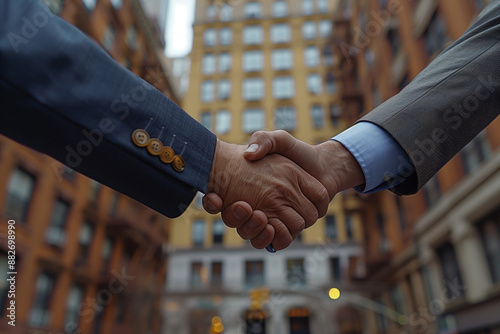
361, 1, 500, 195
0, 0, 217, 217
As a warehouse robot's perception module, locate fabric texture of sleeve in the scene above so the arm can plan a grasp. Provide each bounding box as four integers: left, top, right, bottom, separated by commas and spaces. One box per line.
0, 0, 217, 217
360, 1, 500, 195
332, 121, 415, 193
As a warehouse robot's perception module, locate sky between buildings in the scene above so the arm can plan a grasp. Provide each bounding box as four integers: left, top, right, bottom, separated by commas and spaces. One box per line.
165, 0, 195, 58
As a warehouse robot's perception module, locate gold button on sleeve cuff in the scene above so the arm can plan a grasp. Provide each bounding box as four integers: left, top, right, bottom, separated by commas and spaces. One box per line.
132, 129, 150, 147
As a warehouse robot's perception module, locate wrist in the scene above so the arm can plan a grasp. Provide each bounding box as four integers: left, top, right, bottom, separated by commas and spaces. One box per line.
317, 140, 365, 193
208, 139, 238, 200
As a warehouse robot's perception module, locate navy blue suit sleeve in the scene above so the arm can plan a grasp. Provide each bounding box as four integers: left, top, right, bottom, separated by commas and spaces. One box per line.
0, 0, 217, 218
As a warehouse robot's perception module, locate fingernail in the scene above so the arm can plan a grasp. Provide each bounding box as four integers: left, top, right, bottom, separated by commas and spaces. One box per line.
234, 206, 247, 220
205, 202, 217, 212
245, 144, 259, 153
265, 244, 276, 253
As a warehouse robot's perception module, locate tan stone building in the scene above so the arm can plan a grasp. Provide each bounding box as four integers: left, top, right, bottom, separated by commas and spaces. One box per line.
164, 1, 367, 333
0, 1, 176, 333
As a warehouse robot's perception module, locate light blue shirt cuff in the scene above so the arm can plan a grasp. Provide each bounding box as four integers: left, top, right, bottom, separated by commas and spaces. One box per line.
332, 122, 415, 193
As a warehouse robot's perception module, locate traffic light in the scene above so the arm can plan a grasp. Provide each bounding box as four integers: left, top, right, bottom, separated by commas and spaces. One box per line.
210, 316, 224, 334
248, 288, 270, 310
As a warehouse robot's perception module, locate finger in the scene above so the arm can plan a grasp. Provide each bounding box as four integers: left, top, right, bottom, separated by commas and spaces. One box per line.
298, 176, 330, 222
220, 201, 254, 229
202, 193, 224, 214
250, 223, 275, 249
267, 210, 304, 250
274, 180, 320, 229
236, 210, 268, 240
244, 130, 315, 166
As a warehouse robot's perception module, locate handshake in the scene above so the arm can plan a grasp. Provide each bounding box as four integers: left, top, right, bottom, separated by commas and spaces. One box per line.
203, 130, 365, 251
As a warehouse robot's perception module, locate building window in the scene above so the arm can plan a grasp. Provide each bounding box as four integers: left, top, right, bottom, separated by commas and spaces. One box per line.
477, 209, 500, 283
304, 46, 320, 67
202, 54, 216, 75
391, 285, 408, 318
302, 21, 316, 39
306, 74, 322, 94
244, 2, 262, 19
192, 220, 205, 246
126, 26, 138, 50
77, 222, 94, 264
42, 0, 64, 14
220, 27, 233, 45
302, 0, 314, 14
206, 4, 217, 21
29, 272, 55, 327
286, 258, 306, 286
424, 11, 449, 57
372, 85, 383, 107
326, 215, 337, 241
45, 199, 70, 247
376, 296, 389, 330
274, 107, 296, 131
216, 110, 232, 134
243, 50, 264, 72
0, 254, 9, 313
326, 73, 337, 93
219, 52, 232, 72
211, 262, 223, 287
387, 26, 401, 56
243, 109, 265, 133
88, 179, 101, 203
218, 80, 232, 100
272, 49, 293, 70
422, 176, 441, 208
82, 0, 97, 11
395, 196, 407, 232
273, 76, 295, 99
191, 262, 203, 288
102, 24, 116, 51
319, 19, 332, 37
242, 78, 264, 101
273, 0, 288, 17
65, 284, 84, 327
204, 28, 217, 46
317, 0, 329, 13
243, 25, 263, 45
475, 0, 488, 11
461, 131, 491, 174
271, 23, 291, 43
201, 112, 213, 131
323, 46, 334, 66
101, 237, 113, 273
345, 214, 354, 240
436, 242, 464, 299
220, 4, 234, 21
245, 260, 264, 288
4, 168, 35, 223
330, 257, 341, 282
310, 105, 324, 129
201, 80, 214, 102
365, 49, 376, 69
329, 104, 341, 127
213, 219, 225, 245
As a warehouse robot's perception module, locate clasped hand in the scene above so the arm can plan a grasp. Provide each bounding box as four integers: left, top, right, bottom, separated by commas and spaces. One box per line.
205, 131, 365, 251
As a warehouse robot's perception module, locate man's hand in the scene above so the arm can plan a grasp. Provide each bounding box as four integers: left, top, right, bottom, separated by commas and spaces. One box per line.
243, 130, 365, 199
207, 139, 330, 250
204, 132, 365, 250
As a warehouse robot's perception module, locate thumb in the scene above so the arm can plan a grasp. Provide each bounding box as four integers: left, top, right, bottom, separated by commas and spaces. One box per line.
244, 130, 295, 161
202, 193, 224, 214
